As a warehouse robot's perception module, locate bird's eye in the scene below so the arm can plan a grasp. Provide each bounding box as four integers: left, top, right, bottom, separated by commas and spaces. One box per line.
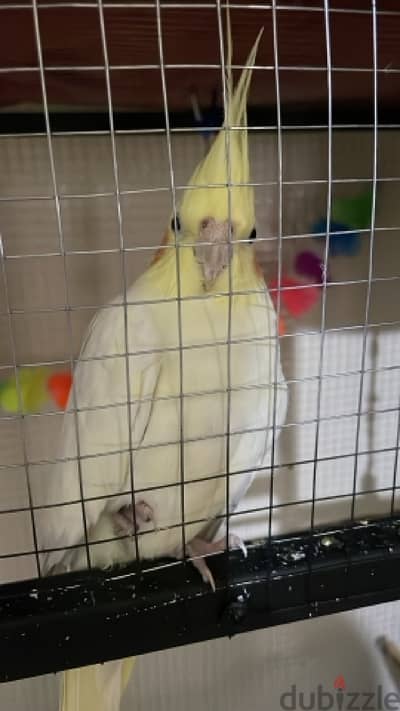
249, 228, 257, 241
171, 214, 181, 232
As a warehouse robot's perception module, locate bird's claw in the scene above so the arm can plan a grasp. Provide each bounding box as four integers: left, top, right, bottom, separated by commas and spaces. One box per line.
114, 500, 155, 536
229, 533, 248, 558
186, 532, 247, 591
186, 540, 217, 592
136, 501, 154, 526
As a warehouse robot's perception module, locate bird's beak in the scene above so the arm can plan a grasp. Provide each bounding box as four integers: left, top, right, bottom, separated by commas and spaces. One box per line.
194, 217, 233, 289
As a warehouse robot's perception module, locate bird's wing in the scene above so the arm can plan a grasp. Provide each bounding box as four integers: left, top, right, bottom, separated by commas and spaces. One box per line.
36, 298, 162, 573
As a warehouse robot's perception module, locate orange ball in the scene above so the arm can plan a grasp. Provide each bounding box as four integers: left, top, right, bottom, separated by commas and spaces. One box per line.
48, 371, 72, 410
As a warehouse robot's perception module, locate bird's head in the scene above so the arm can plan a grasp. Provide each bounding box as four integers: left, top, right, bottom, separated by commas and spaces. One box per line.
166, 24, 263, 291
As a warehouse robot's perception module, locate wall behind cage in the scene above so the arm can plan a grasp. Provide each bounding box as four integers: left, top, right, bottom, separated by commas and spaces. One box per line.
0, 128, 400, 588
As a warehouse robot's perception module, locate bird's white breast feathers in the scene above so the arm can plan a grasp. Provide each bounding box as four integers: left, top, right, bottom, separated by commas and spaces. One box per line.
37, 279, 287, 573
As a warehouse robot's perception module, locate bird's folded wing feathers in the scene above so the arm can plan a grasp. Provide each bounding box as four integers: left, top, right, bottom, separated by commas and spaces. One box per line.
36, 300, 162, 573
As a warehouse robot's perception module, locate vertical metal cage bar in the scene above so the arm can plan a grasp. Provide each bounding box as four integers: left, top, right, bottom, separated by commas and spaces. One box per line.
97, 0, 141, 562
310, 0, 333, 532
390, 402, 400, 515
350, 0, 379, 522
0, 238, 41, 575
268, 0, 284, 541
31, 0, 91, 570
154, 0, 187, 559
215, 0, 234, 558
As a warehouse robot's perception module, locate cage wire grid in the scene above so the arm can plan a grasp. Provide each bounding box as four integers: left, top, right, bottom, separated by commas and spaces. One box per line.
0, 0, 400, 683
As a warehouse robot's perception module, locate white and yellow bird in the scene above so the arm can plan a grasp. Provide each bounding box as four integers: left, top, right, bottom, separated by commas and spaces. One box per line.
37, 18, 287, 711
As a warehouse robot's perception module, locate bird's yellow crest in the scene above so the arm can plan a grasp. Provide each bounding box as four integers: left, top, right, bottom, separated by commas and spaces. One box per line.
179, 18, 263, 241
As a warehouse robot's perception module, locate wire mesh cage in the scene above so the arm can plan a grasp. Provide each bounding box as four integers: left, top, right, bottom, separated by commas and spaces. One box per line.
1, 0, 400, 697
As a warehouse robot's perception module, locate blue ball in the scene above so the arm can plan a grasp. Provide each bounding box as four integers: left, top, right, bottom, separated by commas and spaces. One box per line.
312, 219, 362, 256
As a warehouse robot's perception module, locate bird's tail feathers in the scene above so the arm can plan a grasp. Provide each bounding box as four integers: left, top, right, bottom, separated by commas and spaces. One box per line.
60, 657, 136, 711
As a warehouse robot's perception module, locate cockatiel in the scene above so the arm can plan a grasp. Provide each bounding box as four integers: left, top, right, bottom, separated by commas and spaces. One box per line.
37, 18, 287, 711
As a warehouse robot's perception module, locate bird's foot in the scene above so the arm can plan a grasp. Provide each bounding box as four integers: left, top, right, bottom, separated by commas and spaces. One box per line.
187, 533, 247, 592
114, 500, 155, 536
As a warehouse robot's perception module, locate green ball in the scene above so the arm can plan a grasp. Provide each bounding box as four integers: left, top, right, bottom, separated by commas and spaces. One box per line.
0, 369, 48, 413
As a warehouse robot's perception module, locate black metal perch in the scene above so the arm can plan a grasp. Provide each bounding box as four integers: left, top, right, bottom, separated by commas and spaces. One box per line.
2, 516, 400, 683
